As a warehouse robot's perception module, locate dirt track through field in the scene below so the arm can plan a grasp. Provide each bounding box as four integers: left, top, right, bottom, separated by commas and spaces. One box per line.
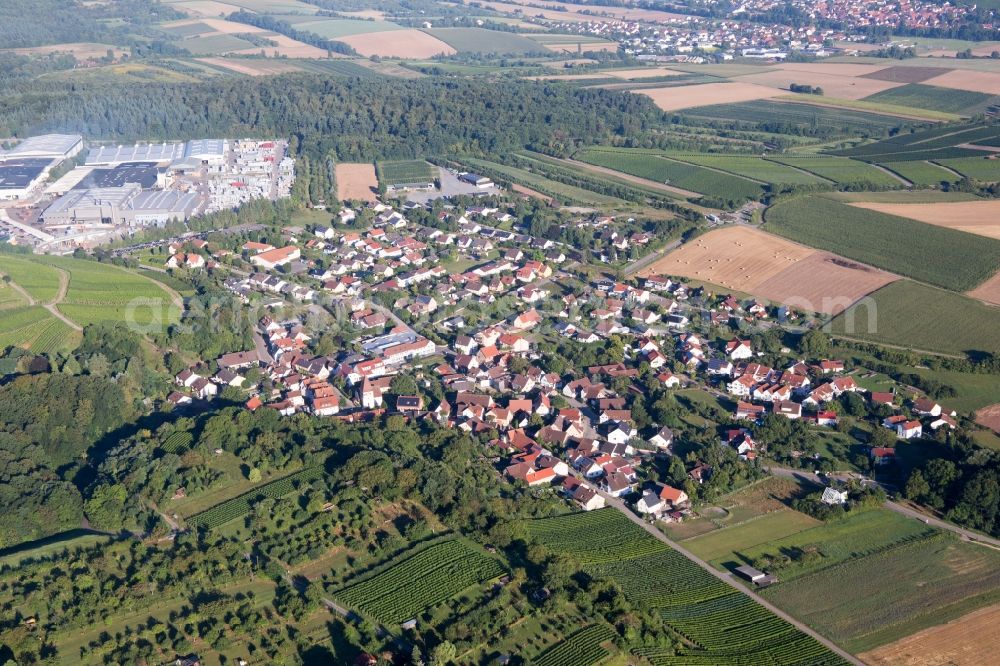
859, 603, 1000, 665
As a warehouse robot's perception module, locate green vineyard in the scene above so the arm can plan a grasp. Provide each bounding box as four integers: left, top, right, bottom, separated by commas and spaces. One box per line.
527, 510, 850, 666
334, 539, 506, 625
186, 466, 324, 529
532, 623, 616, 666
160, 431, 194, 454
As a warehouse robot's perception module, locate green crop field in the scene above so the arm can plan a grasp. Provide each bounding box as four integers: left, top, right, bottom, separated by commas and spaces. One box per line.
765, 155, 901, 186
0, 306, 77, 353
533, 624, 616, 666
186, 466, 324, 529
763, 533, 1000, 652
426, 28, 546, 54
666, 153, 828, 185
175, 34, 257, 56
518, 151, 685, 201
225, 0, 319, 12
936, 155, 1000, 181
0, 282, 25, 310
765, 195, 1000, 291
290, 18, 403, 38
683, 510, 821, 563
726, 509, 935, 580
0, 255, 62, 302
292, 59, 386, 78
829, 280, 1000, 355
334, 538, 505, 625
682, 100, 909, 136
456, 156, 627, 206
879, 160, 960, 186
37, 256, 181, 329
160, 21, 214, 37
526, 509, 849, 665
376, 159, 437, 187
831, 122, 1000, 161
863, 83, 995, 114
576, 148, 764, 203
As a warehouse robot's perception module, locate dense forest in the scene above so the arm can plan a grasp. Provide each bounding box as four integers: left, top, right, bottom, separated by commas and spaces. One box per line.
0, 0, 181, 49
0, 76, 666, 162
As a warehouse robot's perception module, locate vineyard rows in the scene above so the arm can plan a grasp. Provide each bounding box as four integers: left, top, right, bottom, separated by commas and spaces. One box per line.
532, 623, 615, 666
186, 466, 323, 529
335, 539, 505, 625
527, 510, 849, 665
160, 431, 194, 454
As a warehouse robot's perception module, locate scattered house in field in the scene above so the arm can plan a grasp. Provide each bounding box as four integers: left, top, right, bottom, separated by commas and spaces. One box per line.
929, 415, 958, 430
820, 487, 848, 505
870, 447, 896, 466
912, 398, 943, 417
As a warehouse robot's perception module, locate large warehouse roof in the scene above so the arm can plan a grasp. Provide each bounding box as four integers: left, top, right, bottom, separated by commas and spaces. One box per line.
87, 142, 185, 165
2, 134, 82, 159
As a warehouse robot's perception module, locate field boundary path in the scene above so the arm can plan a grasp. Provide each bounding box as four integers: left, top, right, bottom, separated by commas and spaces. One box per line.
763, 156, 837, 184
3, 277, 36, 306
586, 474, 864, 665
930, 160, 965, 179
133, 268, 184, 310
658, 154, 769, 186
47, 267, 82, 332
872, 163, 912, 187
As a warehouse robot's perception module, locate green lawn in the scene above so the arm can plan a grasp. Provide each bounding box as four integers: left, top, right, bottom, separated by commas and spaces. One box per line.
684, 510, 822, 563
828, 280, 1000, 356
765, 195, 1000, 291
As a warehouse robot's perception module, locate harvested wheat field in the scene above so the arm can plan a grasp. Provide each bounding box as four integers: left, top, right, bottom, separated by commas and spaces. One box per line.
641, 227, 895, 313
197, 57, 304, 75
7, 42, 128, 60
336, 163, 378, 202
967, 270, 1000, 305
338, 29, 455, 58
639, 227, 812, 290
924, 69, 1000, 95
754, 252, 897, 314
738, 69, 903, 100
639, 82, 778, 111
976, 404, 1000, 433
234, 34, 331, 58
859, 603, 1000, 665
850, 201, 1000, 240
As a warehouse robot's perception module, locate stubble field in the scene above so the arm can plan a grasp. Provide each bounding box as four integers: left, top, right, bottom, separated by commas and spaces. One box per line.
642, 226, 896, 313
849, 200, 1000, 240
337, 29, 456, 58
639, 82, 778, 110
859, 603, 1000, 666
335, 162, 378, 202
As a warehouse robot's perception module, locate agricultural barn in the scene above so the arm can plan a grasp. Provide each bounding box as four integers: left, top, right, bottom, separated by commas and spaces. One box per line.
459, 172, 494, 188
1, 133, 83, 160
0, 158, 53, 200
86, 142, 185, 166
41, 184, 200, 227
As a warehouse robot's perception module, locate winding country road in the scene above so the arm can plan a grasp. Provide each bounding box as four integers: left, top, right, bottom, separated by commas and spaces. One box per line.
46, 267, 82, 332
